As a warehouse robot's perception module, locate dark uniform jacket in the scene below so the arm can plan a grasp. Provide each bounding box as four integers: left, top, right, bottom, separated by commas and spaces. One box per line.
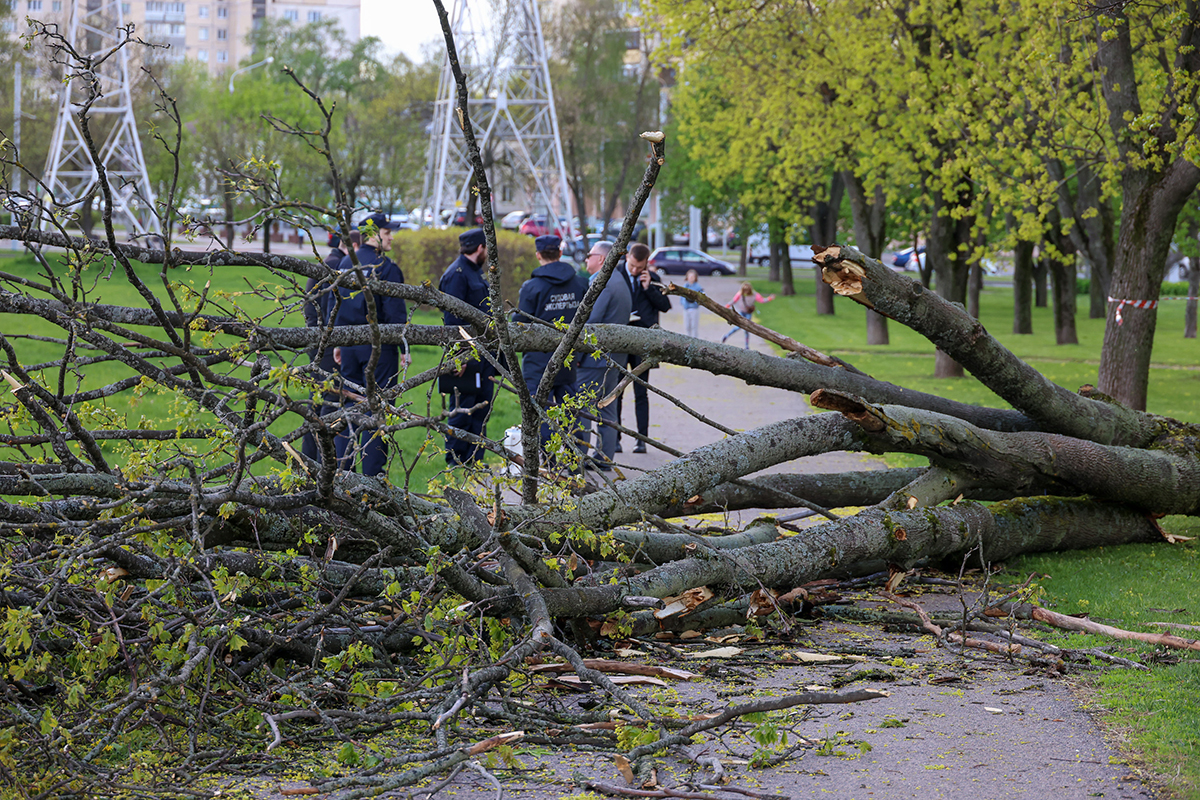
515, 260, 589, 392
579, 269, 632, 372
438, 253, 493, 393
330, 243, 408, 353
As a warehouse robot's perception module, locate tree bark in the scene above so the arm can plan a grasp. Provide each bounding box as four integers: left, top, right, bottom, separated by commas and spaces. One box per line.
1012, 239, 1034, 334
809, 172, 843, 313
927, 184, 972, 378
1048, 248, 1078, 345
1186, 263, 1199, 339
844, 172, 889, 345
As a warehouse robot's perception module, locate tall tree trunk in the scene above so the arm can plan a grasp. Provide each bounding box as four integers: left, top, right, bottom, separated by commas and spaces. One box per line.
739, 235, 749, 277
1049, 250, 1079, 345
1099, 169, 1200, 409
1033, 258, 1048, 307
968, 262, 982, 319
700, 207, 710, 253
1048, 159, 1115, 320
768, 220, 782, 283
263, 219, 271, 254
928, 184, 973, 378
1186, 263, 1199, 339
844, 172, 889, 345
1012, 240, 1034, 334
810, 172, 844, 313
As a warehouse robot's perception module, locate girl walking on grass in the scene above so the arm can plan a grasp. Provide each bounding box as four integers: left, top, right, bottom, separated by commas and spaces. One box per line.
720, 281, 775, 349
682, 269, 705, 339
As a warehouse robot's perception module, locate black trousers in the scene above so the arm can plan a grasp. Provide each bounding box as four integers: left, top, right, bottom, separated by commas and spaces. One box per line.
445, 379, 494, 465
616, 352, 651, 440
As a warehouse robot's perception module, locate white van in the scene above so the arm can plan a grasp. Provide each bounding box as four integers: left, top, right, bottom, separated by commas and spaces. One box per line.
746, 232, 815, 266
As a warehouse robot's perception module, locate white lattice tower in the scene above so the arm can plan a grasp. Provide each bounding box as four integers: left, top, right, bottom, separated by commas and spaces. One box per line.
422, 0, 573, 237
42, 0, 160, 237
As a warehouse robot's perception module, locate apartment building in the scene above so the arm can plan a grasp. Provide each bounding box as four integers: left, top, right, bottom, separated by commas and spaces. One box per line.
4, 0, 360, 75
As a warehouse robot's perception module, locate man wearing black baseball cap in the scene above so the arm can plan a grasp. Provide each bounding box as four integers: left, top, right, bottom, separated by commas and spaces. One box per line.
438, 227, 494, 465
515, 234, 589, 463
328, 212, 408, 477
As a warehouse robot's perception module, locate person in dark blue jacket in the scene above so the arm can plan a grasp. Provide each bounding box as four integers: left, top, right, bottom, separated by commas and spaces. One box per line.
438, 227, 494, 466
515, 235, 589, 459
330, 212, 409, 477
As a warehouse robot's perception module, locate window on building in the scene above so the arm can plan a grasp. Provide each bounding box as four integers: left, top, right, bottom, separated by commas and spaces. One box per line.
282, 9, 297, 21
198, 26, 208, 39
216, 50, 227, 62
166, 2, 184, 12
169, 23, 184, 34
216, 28, 226, 39
307, 10, 321, 22
121, 2, 130, 12
198, 5, 208, 16
2, 19, 15, 32
197, 49, 208, 61
146, 1, 163, 11
28, 0, 43, 10
52, 1, 62, 11
216, 5, 226, 17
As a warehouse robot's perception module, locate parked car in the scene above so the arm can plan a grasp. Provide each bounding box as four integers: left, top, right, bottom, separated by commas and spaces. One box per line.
648, 247, 736, 276
519, 214, 566, 238
449, 209, 485, 227
746, 232, 814, 265
500, 210, 528, 230
565, 233, 610, 261
605, 218, 647, 241
892, 246, 926, 269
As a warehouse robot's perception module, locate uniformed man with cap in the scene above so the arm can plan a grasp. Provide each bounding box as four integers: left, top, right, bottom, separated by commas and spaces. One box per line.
515, 234, 590, 458
329, 212, 409, 477
438, 227, 494, 465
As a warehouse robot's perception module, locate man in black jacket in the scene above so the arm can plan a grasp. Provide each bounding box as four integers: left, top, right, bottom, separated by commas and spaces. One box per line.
328, 213, 408, 477
617, 242, 670, 453
438, 228, 494, 466
301, 230, 358, 462
515, 235, 589, 458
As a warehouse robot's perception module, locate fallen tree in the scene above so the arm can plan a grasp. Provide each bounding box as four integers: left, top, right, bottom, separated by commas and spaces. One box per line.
0, 14, 1195, 799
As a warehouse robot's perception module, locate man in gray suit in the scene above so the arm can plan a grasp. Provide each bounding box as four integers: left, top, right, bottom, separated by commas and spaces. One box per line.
577, 240, 632, 470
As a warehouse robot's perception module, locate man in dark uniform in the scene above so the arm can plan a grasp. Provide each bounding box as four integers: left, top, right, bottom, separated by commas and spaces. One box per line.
515, 234, 589, 457
438, 227, 494, 466
617, 242, 670, 453
301, 231, 360, 462
330, 212, 408, 477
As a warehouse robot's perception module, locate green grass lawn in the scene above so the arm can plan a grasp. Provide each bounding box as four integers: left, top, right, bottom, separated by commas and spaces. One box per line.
0, 252, 522, 493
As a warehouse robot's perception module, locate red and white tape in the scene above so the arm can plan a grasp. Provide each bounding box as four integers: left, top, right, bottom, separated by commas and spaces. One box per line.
1108, 296, 1158, 325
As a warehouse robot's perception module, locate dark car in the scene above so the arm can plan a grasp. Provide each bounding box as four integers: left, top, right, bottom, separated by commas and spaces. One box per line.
648, 247, 736, 276
605, 218, 647, 241
450, 210, 485, 227
566, 233, 610, 261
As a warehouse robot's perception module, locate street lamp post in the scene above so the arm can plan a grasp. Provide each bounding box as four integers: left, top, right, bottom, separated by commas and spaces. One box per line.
228, 55, 275, 93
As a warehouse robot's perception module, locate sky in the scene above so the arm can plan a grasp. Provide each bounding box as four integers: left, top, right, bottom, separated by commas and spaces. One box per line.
365, 0, 445, 64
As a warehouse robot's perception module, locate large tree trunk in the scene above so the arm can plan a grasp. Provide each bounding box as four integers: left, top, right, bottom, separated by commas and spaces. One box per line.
844, 172, 889, 345
1049, 159, 1115, 320
699, 207, 710, 253
1012, 239, 1034, 334
768, 220, 783, 282
1033, 258, 1048, 307
927, 184, 973, 378
1186, 263, 1199, 339
809, 172, 843, 313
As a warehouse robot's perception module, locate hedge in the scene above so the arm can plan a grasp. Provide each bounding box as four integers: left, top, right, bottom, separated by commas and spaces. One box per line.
392, 228, 538, 311
1078, 278, 1193, 297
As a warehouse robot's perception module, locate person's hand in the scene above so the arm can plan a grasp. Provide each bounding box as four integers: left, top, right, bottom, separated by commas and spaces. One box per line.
639, 271, 652, 289
767, 294, 776, 301
402, 353, 412, 368
333, 347, 342, 366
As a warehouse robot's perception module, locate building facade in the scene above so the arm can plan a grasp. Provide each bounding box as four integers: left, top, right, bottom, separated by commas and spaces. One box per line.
4, 0, 360, 75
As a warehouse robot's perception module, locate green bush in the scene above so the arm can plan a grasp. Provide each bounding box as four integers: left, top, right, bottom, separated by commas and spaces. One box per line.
1078, 278, 1194, 298
392, 228, 538, 310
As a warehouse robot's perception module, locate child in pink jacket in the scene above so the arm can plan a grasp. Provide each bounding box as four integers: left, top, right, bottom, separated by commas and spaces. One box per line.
720, 282, 775, 349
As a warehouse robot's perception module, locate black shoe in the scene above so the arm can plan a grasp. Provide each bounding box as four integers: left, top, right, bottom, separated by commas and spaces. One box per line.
632, 443, 647, 454
615, 442, 623, 453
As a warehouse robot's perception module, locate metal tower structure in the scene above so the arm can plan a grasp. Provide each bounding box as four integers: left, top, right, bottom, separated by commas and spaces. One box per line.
42, 0, 160, 237
422, 0, 573, 238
